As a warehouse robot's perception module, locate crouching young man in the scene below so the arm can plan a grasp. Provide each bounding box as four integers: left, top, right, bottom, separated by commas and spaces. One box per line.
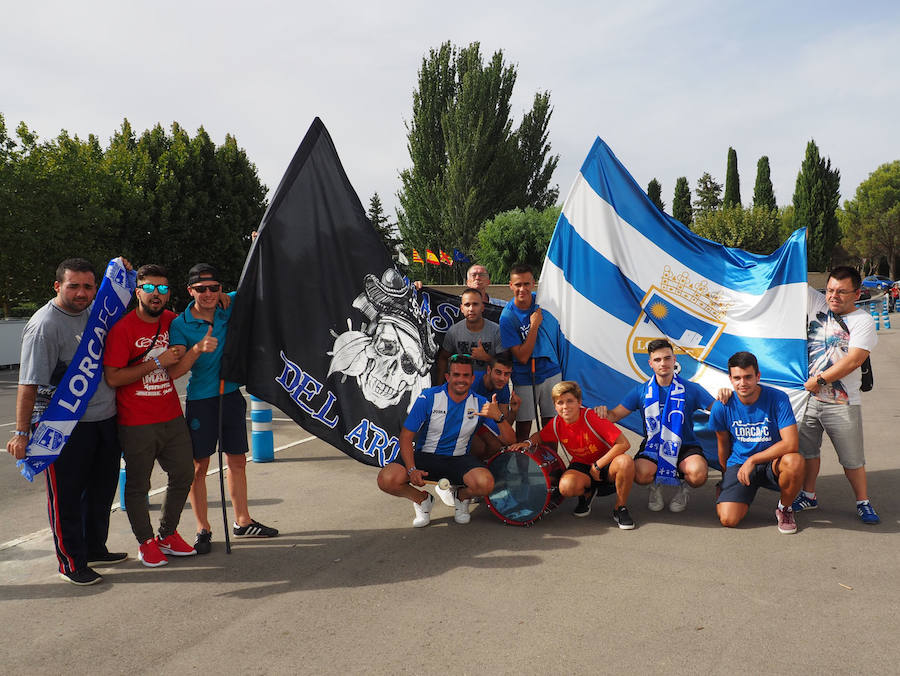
711, 352, 805, 534
377, 354, 515, 527
511, 381, 634, 529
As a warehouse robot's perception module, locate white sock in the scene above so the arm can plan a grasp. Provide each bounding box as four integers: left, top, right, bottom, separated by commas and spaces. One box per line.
802, 490, 816, 499
856, 499, 869, 506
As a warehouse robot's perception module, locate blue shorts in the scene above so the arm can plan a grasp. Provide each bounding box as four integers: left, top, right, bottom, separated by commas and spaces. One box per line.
717, 462, 779, 505
185, 390, 249, 460
396, 451, 486, 485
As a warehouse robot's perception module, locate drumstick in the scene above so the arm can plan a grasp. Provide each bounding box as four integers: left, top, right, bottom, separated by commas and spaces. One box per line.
437, 478, 451, 491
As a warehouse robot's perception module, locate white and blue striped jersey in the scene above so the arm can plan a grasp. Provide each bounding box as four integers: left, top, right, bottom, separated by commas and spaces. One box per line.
403, 384, 500, 456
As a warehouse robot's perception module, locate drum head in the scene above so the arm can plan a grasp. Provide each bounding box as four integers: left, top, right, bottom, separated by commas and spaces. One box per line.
485, 446, 564, 526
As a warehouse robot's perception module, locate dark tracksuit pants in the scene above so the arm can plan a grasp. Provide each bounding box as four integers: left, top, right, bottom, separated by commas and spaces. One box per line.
43, 416, 121, 574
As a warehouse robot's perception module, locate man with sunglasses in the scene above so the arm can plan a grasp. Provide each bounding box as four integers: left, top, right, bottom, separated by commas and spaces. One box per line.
794, 266, 879, 524
168, 263, 278, 553
377, 354, 515, 527
104, 264, 197, 566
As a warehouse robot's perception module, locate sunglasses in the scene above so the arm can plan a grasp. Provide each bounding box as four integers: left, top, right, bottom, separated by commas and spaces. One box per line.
191, 284, 221, 294
449, 353, 473, 364
139, 283, 170, 294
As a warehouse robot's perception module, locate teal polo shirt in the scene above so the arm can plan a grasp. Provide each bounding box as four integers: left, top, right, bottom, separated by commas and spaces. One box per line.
169, 292, 240, 400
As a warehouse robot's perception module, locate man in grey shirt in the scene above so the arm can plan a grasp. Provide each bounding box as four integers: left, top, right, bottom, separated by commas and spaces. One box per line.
436, 288, 503, 382
6, 258, 126, 586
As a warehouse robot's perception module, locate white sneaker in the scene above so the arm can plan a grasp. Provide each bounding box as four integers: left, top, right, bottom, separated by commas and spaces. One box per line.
669, 483, 691, 512
412, 493, 434, 527
453, 492, 472, 524
434, 481, 456, 507
648, 482, 664, 512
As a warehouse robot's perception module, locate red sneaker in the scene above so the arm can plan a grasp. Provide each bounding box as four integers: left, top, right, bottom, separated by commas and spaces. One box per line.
138, 538, 168, 567
156, 531, 197, 556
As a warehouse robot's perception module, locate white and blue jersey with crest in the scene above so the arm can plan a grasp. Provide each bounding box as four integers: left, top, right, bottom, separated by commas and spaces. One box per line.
403, 383, 499, 456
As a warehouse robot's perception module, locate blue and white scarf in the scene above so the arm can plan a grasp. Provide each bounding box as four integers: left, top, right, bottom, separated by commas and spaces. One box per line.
18, 258, 136, 481
642, 374, 686, 486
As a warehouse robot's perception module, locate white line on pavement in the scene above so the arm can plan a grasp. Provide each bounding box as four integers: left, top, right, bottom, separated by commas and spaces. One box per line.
0, 435, 316, 552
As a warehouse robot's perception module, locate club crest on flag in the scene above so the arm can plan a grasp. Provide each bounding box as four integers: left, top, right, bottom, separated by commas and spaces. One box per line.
627, 266, 731, 381
328, 268, 438, 411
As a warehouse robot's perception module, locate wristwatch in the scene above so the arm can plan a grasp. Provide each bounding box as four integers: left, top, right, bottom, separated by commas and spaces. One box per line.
495, 412, 505, 423
816, 376, 827, 386
407, 466, 417, 476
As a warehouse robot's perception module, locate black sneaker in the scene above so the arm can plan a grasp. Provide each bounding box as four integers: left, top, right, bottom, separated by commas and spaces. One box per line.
233, 520, 279, 538
87, 551, 129, 566
613, 505, 635, 530
59, 567, 102, 586
573, 487, 597, 517
194, 529, 212, 554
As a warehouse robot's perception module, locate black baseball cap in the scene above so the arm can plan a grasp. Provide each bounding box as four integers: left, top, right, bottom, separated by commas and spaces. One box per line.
187, 263, 219, 285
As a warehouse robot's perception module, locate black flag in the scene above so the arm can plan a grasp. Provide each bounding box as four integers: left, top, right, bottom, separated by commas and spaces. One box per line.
223, 118, 465, 467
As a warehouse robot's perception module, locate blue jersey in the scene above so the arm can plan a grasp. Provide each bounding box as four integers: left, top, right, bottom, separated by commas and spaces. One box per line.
470, 373, 511, 405
619, 379, 713, 448
709, 385, 796, 467
403, 384, 499, 456
169, 292, 240, 400
499, 292, 560, 386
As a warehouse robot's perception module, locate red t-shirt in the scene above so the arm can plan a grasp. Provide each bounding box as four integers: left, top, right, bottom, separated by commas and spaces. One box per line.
539, 407, 620, 464
104, 310, 183, 426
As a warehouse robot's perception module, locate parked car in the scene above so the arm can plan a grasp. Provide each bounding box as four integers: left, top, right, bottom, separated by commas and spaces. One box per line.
861, 275, 893, 292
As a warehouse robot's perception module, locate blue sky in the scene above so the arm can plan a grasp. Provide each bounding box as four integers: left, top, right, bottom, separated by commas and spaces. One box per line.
4, 1, 899, 225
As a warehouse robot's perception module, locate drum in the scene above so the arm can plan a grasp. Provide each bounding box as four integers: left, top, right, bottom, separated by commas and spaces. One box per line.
485, 445, 565, 526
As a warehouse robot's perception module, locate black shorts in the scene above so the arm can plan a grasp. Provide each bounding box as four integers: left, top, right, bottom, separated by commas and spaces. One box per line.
567, 462, 616, 496
717, 462, 779, 505
395, 451, 486, 485
185, 390, 249, 460
634, 443, 705, 477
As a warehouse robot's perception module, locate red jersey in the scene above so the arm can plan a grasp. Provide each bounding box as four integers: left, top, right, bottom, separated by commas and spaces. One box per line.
104, 309, 183, 426
539, 407, 620, 464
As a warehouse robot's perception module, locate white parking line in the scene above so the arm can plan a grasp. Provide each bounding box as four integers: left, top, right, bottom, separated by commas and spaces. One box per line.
0, 435, 316, 552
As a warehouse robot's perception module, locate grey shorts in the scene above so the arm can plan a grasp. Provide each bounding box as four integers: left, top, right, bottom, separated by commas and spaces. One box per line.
513, 372, 562, 422
798, 398, 865, 469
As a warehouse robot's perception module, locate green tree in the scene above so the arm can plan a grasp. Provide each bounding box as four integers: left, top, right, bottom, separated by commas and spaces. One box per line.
693, 172, 723, 214
692, 205, 782, 254
672, 176, 692, 227
723, 147, 741, 208
647, 178, 665, 212
792, 139, 840, 272
840, 160, 900, 279
397, 41, 559, 283
753, 155, 777, 211
474, 206, 561, 282
367, 192, 401, 258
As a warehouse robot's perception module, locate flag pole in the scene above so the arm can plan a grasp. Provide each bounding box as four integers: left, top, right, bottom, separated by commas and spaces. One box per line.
218, 377, 232, 554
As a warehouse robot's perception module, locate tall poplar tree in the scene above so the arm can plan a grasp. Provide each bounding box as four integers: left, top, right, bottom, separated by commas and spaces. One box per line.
792, 140, 840, 272
397, 41, 559, 282
672, 176, 692, 226
753, 156, 777, 211
723, 147, 741, 208
647, 178, 665, 212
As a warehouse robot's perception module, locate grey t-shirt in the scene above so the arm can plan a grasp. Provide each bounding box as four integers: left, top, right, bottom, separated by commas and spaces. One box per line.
19, 300, 117, 423
442, 319, 503, 372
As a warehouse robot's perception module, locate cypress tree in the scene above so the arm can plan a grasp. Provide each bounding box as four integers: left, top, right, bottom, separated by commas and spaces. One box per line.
672, 176, 692, 226
752, 156, 777, 211
693, 172, 723, 213
647, 178, 665, 212
792, 140, 841, 271
723, 147, 741, 208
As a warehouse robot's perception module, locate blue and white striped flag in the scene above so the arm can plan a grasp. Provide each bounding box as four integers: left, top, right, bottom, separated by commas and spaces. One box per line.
537, 138, 808, 456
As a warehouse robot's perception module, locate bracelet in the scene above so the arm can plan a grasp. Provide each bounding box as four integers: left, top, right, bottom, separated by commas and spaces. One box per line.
407, 466, 417, 476
12, 430, 29, 437
593, 462, 601, 473
152, 356, 162, 370
525, 439, 533, 448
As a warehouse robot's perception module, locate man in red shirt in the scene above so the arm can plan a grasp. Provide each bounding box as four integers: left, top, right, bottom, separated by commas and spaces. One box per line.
511, 380, 635, 528
104, 264, 196, 567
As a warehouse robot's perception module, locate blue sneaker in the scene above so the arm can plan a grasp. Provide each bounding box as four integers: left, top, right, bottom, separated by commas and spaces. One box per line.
857, 501, 880, 525
791, 493, 818, 512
